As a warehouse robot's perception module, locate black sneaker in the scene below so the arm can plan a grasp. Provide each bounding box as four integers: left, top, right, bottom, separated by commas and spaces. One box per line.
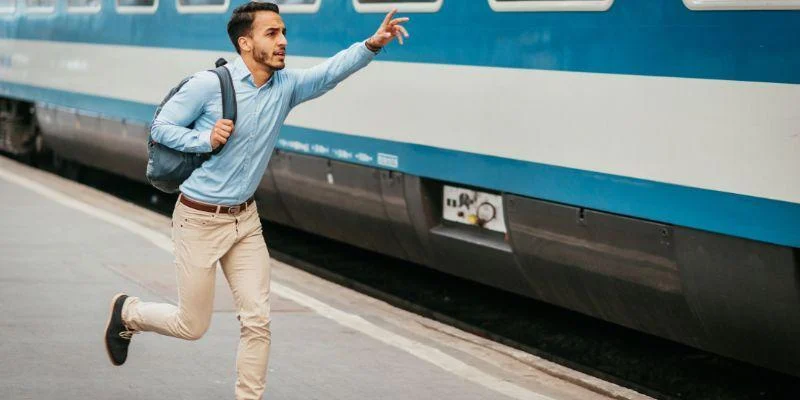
105, 293, 137, 366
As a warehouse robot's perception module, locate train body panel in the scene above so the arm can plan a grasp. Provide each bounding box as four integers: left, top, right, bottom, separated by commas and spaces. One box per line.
2, 0, 800, 377
1, 37, 798, 246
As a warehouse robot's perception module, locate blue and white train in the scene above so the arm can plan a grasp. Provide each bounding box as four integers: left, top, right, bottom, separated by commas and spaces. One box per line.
1, 0, 799, 376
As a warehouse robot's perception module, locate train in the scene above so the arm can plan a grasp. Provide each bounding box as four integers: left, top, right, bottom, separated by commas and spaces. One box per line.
2, 0, 799, 378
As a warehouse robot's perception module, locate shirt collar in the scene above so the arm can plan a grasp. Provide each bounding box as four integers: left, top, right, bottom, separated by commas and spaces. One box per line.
230, 56, 273, 88
230, 56, 252, 83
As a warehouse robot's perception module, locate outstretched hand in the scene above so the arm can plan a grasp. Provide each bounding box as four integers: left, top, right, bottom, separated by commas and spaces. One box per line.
366, 9, 410, 49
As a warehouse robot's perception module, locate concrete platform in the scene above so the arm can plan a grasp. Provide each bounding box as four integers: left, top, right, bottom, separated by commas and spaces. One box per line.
0, 156, 652, 400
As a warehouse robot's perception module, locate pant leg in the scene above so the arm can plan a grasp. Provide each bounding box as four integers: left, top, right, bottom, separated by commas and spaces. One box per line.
122, 201, 232, 340
220, 205, 272, 400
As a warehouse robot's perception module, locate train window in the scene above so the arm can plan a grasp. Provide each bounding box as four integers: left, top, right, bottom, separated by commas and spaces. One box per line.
682, 0, 800, 10
489, 0, 613, 12
68, 0, 102, 13
116, 0, 158, 14
273, 0, 320, 13
353, 0, 442, 13
0, 0, 14, 13
176, 0, 228, 14
26, 0, 56, 13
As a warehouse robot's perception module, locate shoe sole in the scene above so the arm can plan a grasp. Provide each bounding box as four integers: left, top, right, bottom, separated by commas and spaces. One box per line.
105, 292, 126, 366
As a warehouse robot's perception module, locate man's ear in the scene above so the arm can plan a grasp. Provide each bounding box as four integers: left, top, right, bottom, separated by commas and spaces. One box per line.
238, 37, 251, 53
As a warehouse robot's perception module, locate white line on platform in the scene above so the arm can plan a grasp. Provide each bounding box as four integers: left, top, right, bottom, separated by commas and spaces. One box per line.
0, 166, 554, 400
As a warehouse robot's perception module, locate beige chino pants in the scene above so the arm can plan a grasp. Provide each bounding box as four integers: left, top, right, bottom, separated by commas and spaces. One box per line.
122, 198, 272, 400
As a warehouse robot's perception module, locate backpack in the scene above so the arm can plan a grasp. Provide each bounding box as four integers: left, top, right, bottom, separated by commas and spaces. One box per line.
145, 58, 237, 193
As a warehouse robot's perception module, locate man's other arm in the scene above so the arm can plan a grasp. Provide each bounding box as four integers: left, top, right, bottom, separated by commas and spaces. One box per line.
150, 71, 216, 153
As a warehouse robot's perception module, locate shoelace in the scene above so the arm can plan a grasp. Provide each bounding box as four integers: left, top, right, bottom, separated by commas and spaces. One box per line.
119, 330, 139, 340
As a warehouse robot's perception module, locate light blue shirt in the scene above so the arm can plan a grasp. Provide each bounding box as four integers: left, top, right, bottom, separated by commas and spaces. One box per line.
151, 41, 377, 205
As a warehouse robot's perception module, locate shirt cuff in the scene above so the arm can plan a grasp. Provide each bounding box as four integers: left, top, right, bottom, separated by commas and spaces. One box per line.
362, 40, 382, 56
199, 129, 213, 153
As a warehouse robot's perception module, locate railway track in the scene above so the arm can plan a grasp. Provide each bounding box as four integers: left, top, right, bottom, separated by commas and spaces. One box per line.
29, 155, 800, 400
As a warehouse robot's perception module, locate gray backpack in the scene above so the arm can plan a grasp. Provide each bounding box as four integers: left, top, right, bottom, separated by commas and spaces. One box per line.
145, 58, 237, 193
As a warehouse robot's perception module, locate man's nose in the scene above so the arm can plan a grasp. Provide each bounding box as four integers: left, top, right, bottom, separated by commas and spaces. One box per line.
278, 33, 288, 46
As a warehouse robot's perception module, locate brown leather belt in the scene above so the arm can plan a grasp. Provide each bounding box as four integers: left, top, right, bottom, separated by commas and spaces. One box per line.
179, 193, 254, 215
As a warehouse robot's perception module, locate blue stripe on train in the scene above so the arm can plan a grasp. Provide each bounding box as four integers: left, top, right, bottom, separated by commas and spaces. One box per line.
1, 0, 800, 84
5, 81, 798, 248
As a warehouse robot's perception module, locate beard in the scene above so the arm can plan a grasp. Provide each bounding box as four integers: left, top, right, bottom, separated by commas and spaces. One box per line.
254, 49, 285, 71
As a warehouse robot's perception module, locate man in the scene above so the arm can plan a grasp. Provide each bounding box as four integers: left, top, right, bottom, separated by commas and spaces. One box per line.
103, 2, 409, 399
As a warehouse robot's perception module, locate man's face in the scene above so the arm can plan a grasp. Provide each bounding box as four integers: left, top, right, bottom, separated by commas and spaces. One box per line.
243, 11, 287, 71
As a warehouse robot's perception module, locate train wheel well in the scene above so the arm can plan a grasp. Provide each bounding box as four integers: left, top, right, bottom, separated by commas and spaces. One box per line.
0, 97, 39, 161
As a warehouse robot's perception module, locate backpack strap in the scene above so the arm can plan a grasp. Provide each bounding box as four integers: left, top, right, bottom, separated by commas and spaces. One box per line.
209, 58, 237, 155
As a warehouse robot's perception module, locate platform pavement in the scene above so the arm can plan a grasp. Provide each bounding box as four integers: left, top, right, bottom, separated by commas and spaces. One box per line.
0, 156, 652, 400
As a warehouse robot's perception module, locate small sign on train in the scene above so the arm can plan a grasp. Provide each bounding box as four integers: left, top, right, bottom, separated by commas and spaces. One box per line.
442, 186, 507, 233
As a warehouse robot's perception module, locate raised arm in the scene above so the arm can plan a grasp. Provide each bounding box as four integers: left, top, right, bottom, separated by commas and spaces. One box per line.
150, 71, 218, 153
288, 9, 410, 108
287, 42, 376, 107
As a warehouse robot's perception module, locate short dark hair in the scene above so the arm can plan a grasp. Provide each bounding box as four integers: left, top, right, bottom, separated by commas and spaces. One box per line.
227, 1, 280, 54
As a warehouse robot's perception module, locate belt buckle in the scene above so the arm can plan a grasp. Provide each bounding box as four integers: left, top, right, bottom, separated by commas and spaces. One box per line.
228, 205, 241, 214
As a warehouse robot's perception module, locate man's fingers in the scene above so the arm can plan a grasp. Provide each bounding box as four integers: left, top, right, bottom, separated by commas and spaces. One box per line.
382, 9, 397, 26
215, 128, 231, 138
394, 30, 403, 45
389, 17, 409, 26
217, 124, 233, 134
213, 135, 228, 149
218, 119, 234, 128
396, 25, 409, 38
